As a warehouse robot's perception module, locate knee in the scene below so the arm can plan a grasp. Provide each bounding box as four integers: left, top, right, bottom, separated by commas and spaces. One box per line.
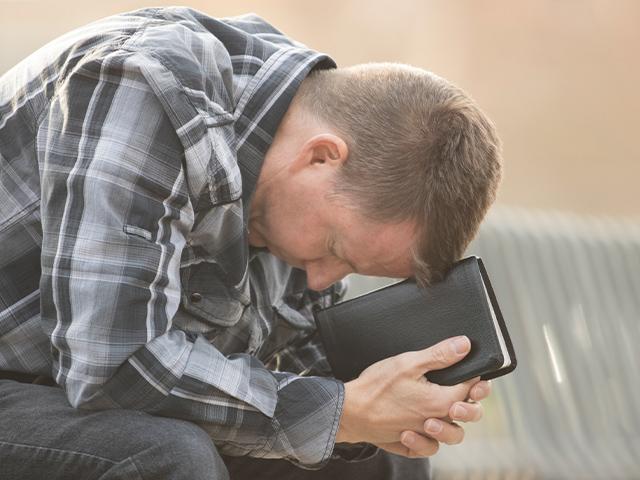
127, 417, 229, 480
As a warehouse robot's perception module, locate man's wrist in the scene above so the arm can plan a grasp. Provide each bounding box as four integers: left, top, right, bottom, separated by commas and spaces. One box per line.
336, 380, 363, 444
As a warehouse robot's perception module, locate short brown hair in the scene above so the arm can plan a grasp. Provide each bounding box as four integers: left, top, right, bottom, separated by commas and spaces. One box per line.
297, 63, 503, 286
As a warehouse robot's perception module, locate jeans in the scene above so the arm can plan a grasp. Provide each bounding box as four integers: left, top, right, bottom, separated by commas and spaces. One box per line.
0, 379, 430, 480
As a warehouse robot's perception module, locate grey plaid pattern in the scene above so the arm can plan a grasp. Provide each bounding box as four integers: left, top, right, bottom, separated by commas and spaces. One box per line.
0, 7, 346, 467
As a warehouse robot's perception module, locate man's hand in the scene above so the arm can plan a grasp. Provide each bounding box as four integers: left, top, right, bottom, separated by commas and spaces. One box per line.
335, 336, 491, 458
382, 377, 491, 458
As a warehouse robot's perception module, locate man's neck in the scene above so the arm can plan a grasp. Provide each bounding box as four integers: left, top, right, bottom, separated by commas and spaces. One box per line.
247, 99, 320, 247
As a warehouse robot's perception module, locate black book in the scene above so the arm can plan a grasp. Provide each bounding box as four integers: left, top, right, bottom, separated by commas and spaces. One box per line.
314, 256, 517, 386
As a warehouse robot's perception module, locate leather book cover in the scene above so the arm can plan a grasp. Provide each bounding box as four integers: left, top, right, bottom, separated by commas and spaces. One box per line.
314, 256, 517, 386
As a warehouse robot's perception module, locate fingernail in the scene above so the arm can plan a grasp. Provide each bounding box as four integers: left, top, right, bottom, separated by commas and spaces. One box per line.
401, 432, 414, 447
453, 404, 467, 418
475, 385, 486, 398
425, 419, 443, 434
452, 336, 470, 355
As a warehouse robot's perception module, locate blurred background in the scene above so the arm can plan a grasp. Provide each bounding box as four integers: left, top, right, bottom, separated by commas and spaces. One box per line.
1, 1, 638, 478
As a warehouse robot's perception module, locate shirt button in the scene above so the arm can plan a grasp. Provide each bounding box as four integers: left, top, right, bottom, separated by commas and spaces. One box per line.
190, 292, 202, 303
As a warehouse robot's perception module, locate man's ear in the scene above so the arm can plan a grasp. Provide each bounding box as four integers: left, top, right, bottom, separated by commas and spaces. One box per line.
291, 133, 349, 172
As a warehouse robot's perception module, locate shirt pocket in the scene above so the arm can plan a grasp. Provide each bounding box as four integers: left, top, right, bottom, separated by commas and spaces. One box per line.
180, 260, 249, 329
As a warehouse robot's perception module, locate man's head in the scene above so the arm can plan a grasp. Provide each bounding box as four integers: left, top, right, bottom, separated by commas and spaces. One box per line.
249, 63, 502, 290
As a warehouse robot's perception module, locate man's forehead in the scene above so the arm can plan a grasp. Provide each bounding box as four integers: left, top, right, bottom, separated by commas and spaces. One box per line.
343, 220, 417, 277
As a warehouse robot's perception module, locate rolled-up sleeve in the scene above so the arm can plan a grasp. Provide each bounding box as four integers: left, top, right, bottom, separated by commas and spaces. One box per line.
37, 49, 343, 468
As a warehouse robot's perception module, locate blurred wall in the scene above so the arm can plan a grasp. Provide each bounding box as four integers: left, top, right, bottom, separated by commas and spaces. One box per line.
1, 0, 638, 218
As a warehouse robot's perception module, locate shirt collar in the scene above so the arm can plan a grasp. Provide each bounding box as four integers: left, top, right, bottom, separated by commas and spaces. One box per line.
234, 48, 336, 208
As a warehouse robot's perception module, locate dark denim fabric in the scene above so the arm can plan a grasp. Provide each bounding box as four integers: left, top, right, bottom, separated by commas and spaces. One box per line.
0, 379, 430, 480
0, 379, 229, 480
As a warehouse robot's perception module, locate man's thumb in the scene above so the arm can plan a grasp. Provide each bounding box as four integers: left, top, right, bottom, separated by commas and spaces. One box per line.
414, 336, 471, 374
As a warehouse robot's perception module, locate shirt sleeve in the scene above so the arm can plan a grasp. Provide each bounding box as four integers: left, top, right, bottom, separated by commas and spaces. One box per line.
270, 279, 379, 463
38, 48, 343, 468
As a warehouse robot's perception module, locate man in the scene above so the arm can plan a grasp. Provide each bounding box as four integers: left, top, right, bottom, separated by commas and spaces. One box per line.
0, 7, 501, 480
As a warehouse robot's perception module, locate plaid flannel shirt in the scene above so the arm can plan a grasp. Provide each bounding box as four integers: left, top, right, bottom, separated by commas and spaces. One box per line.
0, 7, 350, 468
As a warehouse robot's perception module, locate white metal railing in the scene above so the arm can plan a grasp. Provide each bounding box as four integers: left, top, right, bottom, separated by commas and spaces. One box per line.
347, 207, 640, 479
